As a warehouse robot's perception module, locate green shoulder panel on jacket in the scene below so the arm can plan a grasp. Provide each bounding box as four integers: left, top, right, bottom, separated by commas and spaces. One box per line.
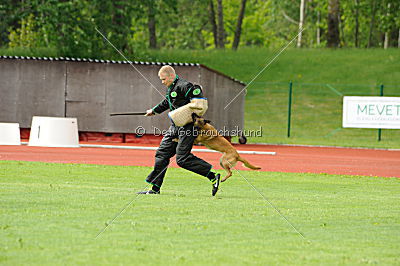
185, 84, 204, 99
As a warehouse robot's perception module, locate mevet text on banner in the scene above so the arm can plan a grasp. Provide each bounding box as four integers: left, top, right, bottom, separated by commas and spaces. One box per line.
343, 96, 400, 129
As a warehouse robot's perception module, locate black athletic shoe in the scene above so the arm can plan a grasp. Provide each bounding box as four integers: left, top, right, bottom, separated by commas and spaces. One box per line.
211, 174, 221, 196
137, 190, 160, 195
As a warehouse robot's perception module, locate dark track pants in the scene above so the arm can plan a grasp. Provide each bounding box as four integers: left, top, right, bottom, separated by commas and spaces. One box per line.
146, 123, 212, 188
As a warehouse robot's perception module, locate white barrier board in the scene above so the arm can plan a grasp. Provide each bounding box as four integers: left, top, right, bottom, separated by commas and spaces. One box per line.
0, 123, 21, 145
343, 96, 400, 129
28, 116, 79, 147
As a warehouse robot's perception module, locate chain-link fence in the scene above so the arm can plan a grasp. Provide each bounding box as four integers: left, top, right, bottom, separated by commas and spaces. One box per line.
243, 82, 400, 148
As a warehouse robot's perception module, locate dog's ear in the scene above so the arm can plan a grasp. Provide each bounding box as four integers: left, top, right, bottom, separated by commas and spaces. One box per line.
192, 113, 199, 121
204, 119, 211, 124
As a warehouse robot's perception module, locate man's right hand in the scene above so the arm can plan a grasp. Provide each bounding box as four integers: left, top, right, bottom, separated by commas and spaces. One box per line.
145, 109, 155, 116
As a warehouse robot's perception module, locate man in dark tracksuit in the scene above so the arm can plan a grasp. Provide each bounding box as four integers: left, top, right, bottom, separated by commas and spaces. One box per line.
137, 65, 221, 196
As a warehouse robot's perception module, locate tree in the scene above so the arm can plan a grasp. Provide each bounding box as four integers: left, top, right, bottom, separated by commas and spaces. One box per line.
232, 0, 247, 50
297, 0, 305, 48
383, 3, 391, 49
379, 0, 399, 49
209, 0, 218, 48
367, 0, 377, 48
306, 0, 324, 47
3, 0, 399, 53
354, 0, 360, 47
327, 0, 340, 47
339, 3, 346, 46
147, 0, 157, 49
217, 0, 226, 48
317, 9, 321, 46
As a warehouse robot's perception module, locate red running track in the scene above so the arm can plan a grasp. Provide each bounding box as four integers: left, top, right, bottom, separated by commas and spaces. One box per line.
0, 144, 399, 178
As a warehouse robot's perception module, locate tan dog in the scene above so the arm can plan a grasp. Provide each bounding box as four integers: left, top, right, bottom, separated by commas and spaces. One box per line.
192, 114, 261, 182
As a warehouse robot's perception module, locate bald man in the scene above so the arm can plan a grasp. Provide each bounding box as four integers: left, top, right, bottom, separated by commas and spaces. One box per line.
137, 65, 221, 196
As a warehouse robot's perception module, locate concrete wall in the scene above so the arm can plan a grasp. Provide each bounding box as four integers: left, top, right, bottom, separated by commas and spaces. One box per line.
0, 58, 245, 135
0, 59, 66, 128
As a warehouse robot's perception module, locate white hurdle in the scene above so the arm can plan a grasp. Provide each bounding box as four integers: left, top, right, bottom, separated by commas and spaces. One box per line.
0, 123, 21, 145
28, 116, 79, 147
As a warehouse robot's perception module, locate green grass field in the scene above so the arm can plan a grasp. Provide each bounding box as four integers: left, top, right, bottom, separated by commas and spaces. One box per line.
1, 161, 399, 265
145, 48, 400, 86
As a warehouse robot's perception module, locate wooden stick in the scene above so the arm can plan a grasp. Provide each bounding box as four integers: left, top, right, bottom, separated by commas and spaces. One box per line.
109, 112, 146, 116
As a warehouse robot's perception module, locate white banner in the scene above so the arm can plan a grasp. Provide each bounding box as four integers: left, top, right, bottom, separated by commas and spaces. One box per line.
343, 96, 400, 129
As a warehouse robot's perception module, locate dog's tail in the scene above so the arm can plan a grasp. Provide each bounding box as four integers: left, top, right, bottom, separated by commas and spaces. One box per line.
238, 156, 261, 170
